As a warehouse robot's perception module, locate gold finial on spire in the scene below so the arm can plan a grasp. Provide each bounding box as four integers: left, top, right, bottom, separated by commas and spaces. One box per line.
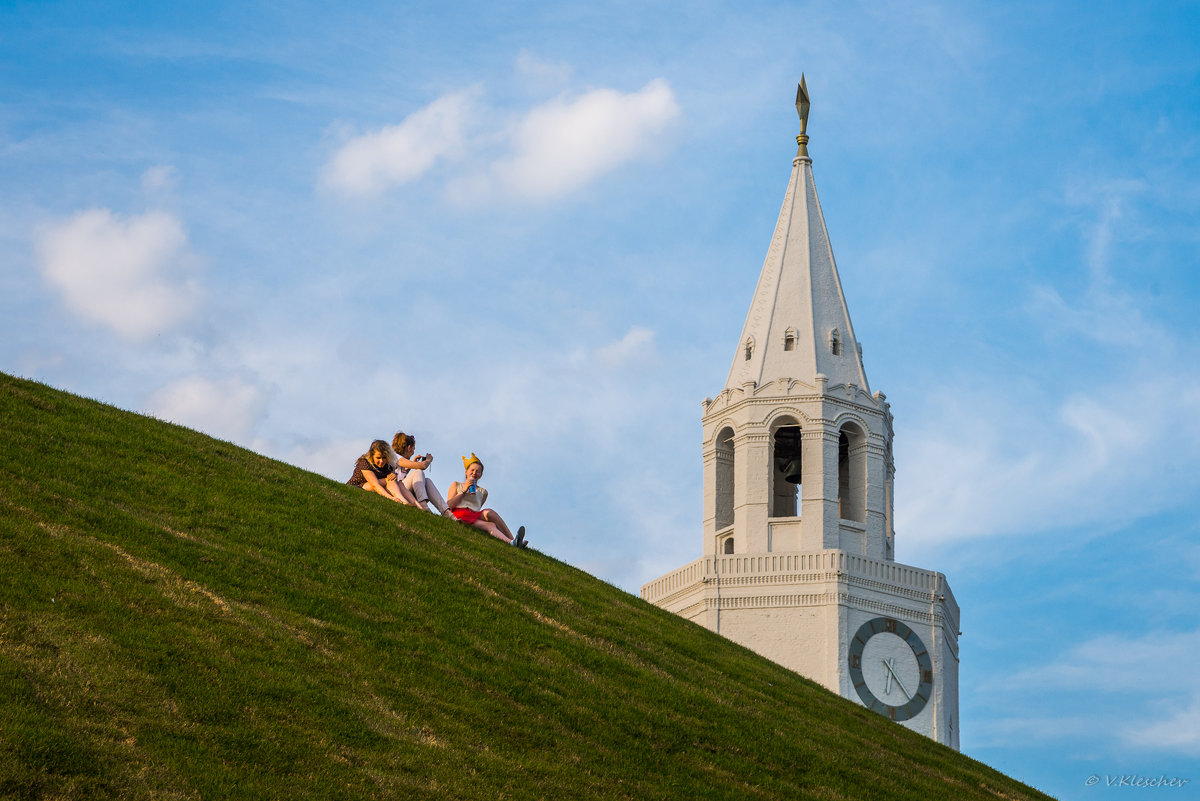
795, 74, 811, 159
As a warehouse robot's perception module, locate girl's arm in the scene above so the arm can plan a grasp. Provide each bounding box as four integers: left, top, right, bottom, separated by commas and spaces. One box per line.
395, 454, 431, 471
446, 481, 465, 508
362, 470, 401, 501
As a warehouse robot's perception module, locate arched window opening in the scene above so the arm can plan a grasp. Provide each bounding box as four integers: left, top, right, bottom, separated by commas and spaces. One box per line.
723, 538, 735, 554
744, 337, 755, 361
771, 423, 802, 517
830, 329, 842, 356
783, 327, 797, 352
838, 423, 867, 523
715, 427, 735, 530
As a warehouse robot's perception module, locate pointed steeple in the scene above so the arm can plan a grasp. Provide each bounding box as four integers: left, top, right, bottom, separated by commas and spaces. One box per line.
725, 77, 870, 395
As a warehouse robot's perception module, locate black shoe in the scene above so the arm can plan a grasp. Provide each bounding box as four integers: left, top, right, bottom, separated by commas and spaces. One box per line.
515, 526, 527, 548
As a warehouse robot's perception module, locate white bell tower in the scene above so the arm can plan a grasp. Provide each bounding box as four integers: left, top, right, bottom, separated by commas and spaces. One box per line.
642, 78, 961, 748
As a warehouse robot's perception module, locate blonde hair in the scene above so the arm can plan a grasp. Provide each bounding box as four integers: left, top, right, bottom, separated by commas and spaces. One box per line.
366, 440, 391, 461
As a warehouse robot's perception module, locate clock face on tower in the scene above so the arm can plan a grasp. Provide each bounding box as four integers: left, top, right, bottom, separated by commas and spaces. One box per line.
848, 617, 933, 721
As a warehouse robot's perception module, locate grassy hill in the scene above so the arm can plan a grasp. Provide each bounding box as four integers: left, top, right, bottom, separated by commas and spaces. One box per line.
0, 372, 1051, 800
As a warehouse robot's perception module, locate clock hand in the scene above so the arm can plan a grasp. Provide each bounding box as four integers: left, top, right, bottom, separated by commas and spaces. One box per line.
882, 659, 908, 698
881, 658, 911, 699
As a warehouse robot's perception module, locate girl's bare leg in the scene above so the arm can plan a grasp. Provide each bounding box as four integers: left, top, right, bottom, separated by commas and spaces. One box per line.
480, 509, 514, 540
388, 478, 418, 505
471, 519, 511, 543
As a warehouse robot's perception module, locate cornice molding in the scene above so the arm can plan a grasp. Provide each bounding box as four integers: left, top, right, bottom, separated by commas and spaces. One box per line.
702, 388, 886, 424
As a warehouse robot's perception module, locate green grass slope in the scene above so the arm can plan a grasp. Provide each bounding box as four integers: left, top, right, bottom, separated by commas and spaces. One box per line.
0, 372, 1050, 801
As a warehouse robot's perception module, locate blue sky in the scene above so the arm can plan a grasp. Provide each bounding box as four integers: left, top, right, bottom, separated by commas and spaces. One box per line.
4, 1, 1199, 796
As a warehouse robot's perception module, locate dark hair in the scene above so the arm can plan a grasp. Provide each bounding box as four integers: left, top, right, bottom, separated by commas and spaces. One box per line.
392, 432, 415, 453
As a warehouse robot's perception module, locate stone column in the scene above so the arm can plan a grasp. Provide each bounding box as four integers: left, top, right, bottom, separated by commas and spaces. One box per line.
863, 437, 887, 559
737, 429, 771, 552
701, 437, 718, 554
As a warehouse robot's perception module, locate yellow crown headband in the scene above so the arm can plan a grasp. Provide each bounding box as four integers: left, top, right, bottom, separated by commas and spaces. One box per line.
462, 453, 482, 471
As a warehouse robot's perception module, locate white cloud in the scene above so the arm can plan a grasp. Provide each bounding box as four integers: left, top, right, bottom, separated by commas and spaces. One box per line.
35, 208, 200, 340
255, 435, 366, 483
141, 165, 179, 195
898, 168, 1200, 552
972, 712, 1108, 747
514, 49, 572, 89
490, 79, 680, 200
323, 78, 680, 204
1013, 629, 1200, 694
321, 90, 477, 196
896, 372, 1200, 548
592, 325, 656, 368
1064, 178, 1148, 280
1005, 629, 1200, 756
1125, 696, 1200, 756
146, 375, 271, 444
1027, 283, 1163, 349
1027, 178, 1162, 348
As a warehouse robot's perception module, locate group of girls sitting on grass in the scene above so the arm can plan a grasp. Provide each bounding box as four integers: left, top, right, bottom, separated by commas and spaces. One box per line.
347, 433, 527, 548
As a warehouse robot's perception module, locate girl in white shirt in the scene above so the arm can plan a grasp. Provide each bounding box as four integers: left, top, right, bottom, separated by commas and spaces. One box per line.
391, 432, 451, 517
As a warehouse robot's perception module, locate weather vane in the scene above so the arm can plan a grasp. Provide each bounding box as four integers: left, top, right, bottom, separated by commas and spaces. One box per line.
795, 74, 811, 158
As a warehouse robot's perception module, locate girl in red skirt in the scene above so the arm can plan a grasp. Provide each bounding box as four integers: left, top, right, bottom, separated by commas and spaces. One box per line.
446, 453, 527, 548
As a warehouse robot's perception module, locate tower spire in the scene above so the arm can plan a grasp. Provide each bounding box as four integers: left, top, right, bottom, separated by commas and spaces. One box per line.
795, 74, 811, 159
723, 79, 869, 396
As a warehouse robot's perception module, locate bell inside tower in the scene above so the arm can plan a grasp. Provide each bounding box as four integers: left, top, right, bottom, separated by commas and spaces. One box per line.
771, 424, 802, 517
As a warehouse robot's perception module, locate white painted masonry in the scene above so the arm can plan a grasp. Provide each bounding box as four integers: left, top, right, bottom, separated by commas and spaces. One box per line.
641, 83, 960, 748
